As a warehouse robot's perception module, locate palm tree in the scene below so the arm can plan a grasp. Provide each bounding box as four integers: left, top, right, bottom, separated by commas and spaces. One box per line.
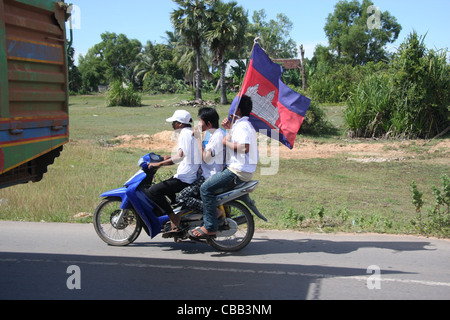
206, 1, 248, 104
134, 41, 159, 86
171, 0, 213, 100
165, 30, 211, 88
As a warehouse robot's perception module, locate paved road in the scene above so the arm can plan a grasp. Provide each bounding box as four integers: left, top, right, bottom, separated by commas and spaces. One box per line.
0, 221, 449, 301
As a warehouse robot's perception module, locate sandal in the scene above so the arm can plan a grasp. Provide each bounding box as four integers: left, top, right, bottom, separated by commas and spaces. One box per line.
162, 213, 183, 235
189, 227, 216, 240
162, 226, 183, 237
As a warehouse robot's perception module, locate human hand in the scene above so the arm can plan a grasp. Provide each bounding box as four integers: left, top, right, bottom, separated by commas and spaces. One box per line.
194, 122, 203, 137
221, 118, 232, 130
149, 162, 162, 170
223, 135, 232, 146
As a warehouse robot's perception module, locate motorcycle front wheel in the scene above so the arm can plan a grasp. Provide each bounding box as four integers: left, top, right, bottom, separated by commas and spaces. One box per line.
209, 201, 255, 252
93, 197, 142, 246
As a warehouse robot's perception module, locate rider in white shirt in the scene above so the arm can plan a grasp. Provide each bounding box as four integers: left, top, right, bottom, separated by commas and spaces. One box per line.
146, 110, 200, 233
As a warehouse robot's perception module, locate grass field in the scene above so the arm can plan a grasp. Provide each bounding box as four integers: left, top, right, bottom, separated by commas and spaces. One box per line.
0, 94, 448, 237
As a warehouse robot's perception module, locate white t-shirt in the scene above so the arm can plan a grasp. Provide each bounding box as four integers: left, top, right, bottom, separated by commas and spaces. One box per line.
174, 127, 201, 184
227, 117, 258, 174
202, 129, 226, 180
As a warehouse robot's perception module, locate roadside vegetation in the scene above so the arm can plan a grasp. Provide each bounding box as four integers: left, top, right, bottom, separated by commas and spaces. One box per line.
0, 95, 448, 238
1, 0, 448, 238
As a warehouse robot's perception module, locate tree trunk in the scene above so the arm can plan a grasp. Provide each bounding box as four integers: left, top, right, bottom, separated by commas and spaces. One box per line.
195, 46, 202, 100
220, 62, 228, 105
214, 79, 221, 94
300, 44, 307, 91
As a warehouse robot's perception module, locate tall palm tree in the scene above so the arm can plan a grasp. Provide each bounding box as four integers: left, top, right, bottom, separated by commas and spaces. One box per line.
206, 1, 248, 104
171, 0, 213, 100
165, 30, 211, 87
134, 41, 159, 86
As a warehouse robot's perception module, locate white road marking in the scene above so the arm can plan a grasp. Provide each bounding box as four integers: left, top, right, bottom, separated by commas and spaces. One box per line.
2, 257, 450, 288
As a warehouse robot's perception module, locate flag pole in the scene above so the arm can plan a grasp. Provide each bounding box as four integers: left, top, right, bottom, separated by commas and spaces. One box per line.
230, 37, 259, 127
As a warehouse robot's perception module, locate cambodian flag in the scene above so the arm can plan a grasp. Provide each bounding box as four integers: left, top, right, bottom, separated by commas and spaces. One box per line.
230, 43, 311, 149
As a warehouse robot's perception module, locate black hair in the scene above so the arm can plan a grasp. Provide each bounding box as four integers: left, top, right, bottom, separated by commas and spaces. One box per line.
198, 107, 219, 128
172, 121, 192, 128
238, 95, 253, 117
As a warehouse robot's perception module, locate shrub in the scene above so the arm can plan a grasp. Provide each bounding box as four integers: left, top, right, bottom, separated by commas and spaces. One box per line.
106, 81, 142, 107
308, 63, 364, 104
390, 32, 450, 138
410, 175, 450, 238
345, 32, 450, 139
300, 100, 337, 135
143, 74, 188, 94
345, 73, 395, 138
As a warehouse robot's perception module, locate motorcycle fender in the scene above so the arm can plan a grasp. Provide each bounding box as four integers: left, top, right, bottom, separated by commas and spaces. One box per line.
100, 188, 132, 210
100, 187, 127, 198
238, 194, 268, 222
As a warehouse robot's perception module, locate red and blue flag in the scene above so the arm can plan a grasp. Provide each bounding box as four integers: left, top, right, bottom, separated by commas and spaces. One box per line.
230, 43, 311, 149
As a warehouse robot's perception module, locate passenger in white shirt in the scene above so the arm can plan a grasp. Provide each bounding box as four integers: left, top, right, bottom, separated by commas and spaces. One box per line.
200, 109, 227, 180
176, 107, 226, 213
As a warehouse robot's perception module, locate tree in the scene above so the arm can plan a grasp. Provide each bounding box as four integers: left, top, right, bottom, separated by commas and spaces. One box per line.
171, 0, 214, 100
94, 32, 142, 83
206, 0, 248, 104
164, 29, 212, 90
324, 0, 401, 65
67, 46, 82, 93
248, 9, 297, 59
78, 32, 142, 91
78, 48, 106, 92
134, 41, 184, 89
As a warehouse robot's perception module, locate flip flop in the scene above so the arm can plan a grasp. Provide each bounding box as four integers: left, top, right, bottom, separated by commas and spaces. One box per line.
162, 226, 183, 237
189, 227, 216, 240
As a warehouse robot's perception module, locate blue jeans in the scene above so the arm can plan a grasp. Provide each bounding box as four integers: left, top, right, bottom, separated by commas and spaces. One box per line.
200, 168, 243, 232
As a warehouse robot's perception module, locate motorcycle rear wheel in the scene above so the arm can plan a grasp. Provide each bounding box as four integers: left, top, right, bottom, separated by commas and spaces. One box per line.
93, 197, 143, 246
209, 201, 255, 252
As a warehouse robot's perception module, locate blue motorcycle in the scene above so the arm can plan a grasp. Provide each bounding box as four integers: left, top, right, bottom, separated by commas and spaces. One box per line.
93, 153, 267, 252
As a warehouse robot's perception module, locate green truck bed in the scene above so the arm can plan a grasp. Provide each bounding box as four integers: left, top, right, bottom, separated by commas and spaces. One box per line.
0, 0, 70, 188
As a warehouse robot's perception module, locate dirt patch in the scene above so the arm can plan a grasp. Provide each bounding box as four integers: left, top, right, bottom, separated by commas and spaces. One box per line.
279, 139, 400, 161
115, 131, 178, 152
279, 138, 450, 163
114, 131, 450, 163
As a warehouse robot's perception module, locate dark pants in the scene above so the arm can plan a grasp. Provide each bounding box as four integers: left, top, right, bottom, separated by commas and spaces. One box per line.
145, 177, 189, 216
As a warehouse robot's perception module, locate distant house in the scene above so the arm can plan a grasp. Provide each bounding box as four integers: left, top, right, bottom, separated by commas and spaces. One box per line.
226, 59, 301, 75
272, 59, 301, 70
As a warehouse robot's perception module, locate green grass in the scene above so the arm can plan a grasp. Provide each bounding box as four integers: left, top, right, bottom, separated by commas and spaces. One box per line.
69, 93, 231, 140
253, 158, 448, 235
1, 94, 448, 237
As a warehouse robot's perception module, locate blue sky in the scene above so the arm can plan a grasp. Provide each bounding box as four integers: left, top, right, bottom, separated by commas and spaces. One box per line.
69, 0, 450, 63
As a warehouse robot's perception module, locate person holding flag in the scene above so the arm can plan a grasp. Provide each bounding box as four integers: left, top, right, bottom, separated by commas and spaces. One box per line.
233, 42, 311, 150
189, 95, 258, 240
189, 41, 311, 240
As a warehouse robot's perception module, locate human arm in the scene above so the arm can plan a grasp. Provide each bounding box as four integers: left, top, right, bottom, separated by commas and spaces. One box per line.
149, 151, 183, 169
223, 135, 250, 154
